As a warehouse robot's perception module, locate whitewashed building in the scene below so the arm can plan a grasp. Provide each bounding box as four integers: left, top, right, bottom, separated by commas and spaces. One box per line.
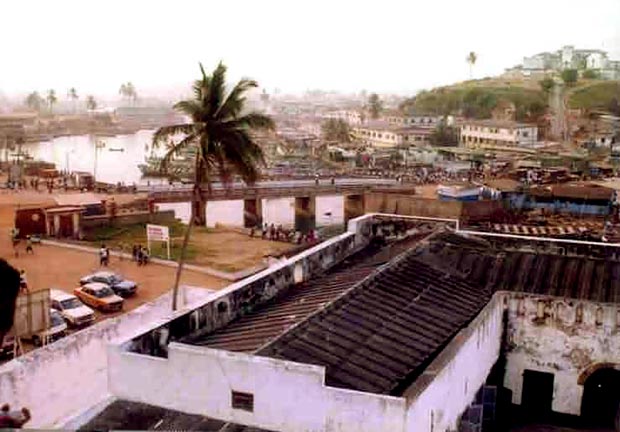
460, 119, 538, 148
352, 121, 433, 148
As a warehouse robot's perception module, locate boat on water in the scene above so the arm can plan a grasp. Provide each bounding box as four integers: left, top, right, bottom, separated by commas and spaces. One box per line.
436, 183, 481, 201
109, 148, 125, 152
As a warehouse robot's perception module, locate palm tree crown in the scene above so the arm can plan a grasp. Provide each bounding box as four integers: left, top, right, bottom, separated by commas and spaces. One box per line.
152, 62, 274, 310
467, 51, 478, 79
153, 62, 274, 189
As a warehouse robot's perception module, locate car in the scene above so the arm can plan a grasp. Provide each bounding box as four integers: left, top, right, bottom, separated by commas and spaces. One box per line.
79, 271, 138, 297
0, 334, 15, 359
31, 309, 67, 346
74, 282, 124, 312
50, 289, 96, 327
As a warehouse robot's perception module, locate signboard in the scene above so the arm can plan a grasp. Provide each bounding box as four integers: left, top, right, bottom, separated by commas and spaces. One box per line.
146, 224, 171, 259
147, 224, 169, 242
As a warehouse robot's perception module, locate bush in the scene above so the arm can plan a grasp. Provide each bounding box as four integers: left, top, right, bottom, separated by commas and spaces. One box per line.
561, 69, 579, 86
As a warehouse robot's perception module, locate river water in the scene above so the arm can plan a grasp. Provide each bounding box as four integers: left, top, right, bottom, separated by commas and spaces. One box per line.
24, 129, 159, 185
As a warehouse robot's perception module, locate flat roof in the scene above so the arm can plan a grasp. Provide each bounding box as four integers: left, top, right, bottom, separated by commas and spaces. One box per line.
461, 119, 535, 129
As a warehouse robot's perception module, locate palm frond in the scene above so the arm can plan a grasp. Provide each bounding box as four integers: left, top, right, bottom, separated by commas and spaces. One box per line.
152, 123, 194, 147
159, 133, 197, 174
223, 112, 275, 131
173, 100, 204, 120
207, 62, 227, 118
216, 78, 258, 120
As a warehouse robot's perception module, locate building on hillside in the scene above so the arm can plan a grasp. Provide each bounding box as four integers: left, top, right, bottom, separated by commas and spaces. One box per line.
505, 45, 620, 80
322, 110, 364, 125
460, 120, 538, 148
352, 121, 433, 148
381, 111, 444, 127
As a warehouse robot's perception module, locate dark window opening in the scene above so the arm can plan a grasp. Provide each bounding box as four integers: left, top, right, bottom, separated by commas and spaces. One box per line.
232, 391, 254, 412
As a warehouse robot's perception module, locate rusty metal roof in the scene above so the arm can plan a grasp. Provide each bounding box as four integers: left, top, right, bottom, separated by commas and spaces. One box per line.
182, 235, 424, 353
257, 255, 489, 396
418, 233, 620, 303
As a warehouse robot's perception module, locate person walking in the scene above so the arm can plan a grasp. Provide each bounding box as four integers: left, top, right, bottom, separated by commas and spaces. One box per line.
25, 236, 33, 255
132, 244, 138, 262
104, 246, 111, 266
99, 244, 107, 266
136, 246, 144, 266
140, 247, 149, 266
19, 270, 28, 293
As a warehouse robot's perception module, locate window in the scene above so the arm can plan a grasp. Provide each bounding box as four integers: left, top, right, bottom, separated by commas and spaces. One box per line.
232, 391, 254, 412
522, 131, 529, 138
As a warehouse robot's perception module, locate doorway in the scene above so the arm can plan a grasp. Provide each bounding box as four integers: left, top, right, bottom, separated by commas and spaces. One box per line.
581, 367, 620, 429
521, 370, 554, 421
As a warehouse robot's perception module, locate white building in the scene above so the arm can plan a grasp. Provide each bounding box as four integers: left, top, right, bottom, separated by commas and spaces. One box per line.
352, 121, 433, 148
381, 112, 443, 128
460, 120, 538, 148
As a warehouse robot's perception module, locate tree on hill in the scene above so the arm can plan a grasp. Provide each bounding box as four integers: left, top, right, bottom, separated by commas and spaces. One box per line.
368, 93, 383, 119
322, 119, 350, 142
561, 69, 578, 86
46, 89, 57, 113
539, 77, 555, 94
582, 69, 600, 80
152, 62, 275, 310
86, 95, 97, 110
466, 51, 478, 79
430, 122, 458, 146
119, 82, 138, 105
25, 92, 43, 111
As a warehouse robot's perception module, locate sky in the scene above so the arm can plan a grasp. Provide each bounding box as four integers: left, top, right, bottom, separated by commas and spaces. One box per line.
1, 0, 619, 100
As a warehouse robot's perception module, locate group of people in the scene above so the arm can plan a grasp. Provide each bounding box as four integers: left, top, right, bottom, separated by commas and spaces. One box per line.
10, 229, 35, 258
132, 244, 150, 266
251, 223, 318, 245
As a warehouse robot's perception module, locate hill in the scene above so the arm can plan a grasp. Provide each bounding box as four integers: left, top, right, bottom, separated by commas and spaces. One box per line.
568, 80, 620, 113
400, 78, 547, 121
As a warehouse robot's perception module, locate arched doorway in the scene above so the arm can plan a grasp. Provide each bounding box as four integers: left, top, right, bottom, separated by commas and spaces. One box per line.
581, 367, 620, 429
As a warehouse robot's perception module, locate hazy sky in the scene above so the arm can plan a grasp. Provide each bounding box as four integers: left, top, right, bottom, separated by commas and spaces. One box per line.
1, 0, 619, 99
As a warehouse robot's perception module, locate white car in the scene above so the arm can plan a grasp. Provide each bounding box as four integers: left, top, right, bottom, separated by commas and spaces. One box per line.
32, 309, 67, 346
50, 289, 96, 327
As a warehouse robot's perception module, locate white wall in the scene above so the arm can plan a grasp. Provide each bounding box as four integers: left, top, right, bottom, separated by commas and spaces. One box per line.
0, 287, 215, 428
503, 295, 620, 415
206, 200, 244, 228
262, 197, 295, 228
315, 195, 344, 227
109, 343, 407, 432
405, 294, 504, 432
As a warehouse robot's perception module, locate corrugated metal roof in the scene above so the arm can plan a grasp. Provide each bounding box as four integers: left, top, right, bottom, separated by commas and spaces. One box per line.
258, 254, 489, 396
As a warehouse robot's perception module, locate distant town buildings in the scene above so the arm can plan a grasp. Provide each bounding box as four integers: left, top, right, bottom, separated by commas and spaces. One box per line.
460, 119, 538, 148
351, 122, 433, 149
505, 45, 620, 79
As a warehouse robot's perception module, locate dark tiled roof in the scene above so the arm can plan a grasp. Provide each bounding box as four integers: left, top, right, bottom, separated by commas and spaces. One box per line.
79, 400, 273, 432
417, 235, 620, 303
258, 254, 489, 396
181, 235, 425, 353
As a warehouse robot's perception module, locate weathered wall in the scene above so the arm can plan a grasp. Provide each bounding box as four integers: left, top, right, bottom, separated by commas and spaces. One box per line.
125, 214, 383, 358
81, 210, 175, 229
0, 287, 215, 428
404, 294, 505, 432
109, 343, 407, 432
503, 294, 620, 415
365, 193, 463, 219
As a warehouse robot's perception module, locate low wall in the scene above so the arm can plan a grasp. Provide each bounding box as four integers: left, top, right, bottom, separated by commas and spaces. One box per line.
503, 294, 620, 415
125, 214, 381, 357
109, 343, 407, 432
81, 210, 175, 229
404, 293, 505, 432
0, 287, 216, 428
365, 193, 463, 219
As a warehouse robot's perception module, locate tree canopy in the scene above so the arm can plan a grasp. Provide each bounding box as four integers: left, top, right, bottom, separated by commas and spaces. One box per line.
322, 119, 350, 142
368, 93, 383, 119
561, 69, 579, 86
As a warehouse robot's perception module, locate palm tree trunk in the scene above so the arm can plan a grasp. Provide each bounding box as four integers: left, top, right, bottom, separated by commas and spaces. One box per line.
171, 184, 201, 310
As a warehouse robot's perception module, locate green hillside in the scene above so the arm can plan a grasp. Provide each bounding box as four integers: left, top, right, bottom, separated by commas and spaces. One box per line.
568, 80, 620, 111
400, 80, 547, 121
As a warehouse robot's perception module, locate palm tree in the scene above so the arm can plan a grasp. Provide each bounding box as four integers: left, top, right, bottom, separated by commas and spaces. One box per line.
126, 82, 137, 105
86, 95, 97, 110
67, 88, 79, 113
152, 62, 274, 310
46, 89, 57, 114
467, 51, 478, 79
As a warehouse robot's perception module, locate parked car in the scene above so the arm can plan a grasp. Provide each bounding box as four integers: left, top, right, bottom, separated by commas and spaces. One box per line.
50, 289, 96, 327
79, 271, 138, 297
74, 282, 124, 312
0, 334, 15, 359
31, 309, 67, 346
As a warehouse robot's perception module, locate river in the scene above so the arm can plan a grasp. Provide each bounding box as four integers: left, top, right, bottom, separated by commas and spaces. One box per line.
24, 129, 159, 185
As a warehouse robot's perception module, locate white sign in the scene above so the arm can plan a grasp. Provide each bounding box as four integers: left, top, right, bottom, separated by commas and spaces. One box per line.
147, 224, 169, 242
146, 224, 171, 259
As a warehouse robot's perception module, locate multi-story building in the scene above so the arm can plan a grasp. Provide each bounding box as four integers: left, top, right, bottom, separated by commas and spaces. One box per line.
351, 121, 433, 148
322, 110, 364, 125
381, 112, 442, 127
460, 119, 538, 148
506, 45, 620, 80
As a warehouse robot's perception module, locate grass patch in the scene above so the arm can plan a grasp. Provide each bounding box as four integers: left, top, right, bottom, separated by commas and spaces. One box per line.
568, 80, 620, 110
